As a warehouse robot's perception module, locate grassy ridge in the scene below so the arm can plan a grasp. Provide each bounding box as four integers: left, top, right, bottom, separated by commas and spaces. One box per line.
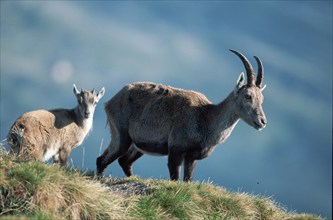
0, 150, 128, 219
0, 148, 323, 220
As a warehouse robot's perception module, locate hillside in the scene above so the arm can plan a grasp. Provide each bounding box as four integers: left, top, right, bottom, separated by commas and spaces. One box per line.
0, 148, 323, 220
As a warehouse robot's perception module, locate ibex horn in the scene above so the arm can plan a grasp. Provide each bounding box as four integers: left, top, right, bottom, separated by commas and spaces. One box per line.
254, 56, 264, 88
229, 49, 255, 85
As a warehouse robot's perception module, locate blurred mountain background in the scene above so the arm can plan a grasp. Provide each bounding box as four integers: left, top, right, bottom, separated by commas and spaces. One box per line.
0, 1, 331, 218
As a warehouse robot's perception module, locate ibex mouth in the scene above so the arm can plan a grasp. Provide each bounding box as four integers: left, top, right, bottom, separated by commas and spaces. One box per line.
253, 121, 265, 131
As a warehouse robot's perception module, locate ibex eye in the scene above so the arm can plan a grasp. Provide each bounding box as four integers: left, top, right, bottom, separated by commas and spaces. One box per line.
245, 94, 252, 100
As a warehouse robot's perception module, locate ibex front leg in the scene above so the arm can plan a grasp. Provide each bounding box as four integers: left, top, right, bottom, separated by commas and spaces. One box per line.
168, 147, 184, 181
183, 156, 197, 182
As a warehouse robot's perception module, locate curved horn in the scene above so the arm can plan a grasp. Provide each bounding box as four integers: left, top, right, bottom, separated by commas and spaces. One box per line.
254, 56, 264, 88
229, 49, 255, 85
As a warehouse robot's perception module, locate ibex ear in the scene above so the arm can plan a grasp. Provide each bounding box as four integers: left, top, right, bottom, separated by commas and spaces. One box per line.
234, 72, 245, 95
96, 87, 105, 102
73, 84, 80, 96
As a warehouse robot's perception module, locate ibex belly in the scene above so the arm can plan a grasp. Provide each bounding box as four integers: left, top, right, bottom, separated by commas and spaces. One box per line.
133, 142, 168, 156
42, 136, 63, 161
43, 144, 61, 161
129, 120, 171, 156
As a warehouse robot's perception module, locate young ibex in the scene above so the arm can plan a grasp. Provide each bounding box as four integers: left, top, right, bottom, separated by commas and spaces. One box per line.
97, 49, 267, 181
7, 84, 105, 166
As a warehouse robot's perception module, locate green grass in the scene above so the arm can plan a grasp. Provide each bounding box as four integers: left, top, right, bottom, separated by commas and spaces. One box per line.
0, 147, 324, 220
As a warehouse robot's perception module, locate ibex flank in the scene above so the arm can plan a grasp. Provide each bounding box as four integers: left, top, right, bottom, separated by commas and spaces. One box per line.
7, 84, 105, 166
97, 49, 267, 181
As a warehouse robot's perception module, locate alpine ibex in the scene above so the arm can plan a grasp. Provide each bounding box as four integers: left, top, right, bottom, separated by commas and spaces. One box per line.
7, 84, 105, 166
97, 49, 267, 181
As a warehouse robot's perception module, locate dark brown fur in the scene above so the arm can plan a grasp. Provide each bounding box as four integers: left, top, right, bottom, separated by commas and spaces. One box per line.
97, 50, 267, 181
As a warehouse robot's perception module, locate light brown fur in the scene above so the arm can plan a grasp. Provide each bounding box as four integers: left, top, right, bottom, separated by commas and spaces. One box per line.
7, 85, 105, 166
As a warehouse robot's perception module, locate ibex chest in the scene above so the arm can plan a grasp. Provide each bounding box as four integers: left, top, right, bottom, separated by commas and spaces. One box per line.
189, 144, 217, 160
208, 119, 239, 145
188, 128, 235, 160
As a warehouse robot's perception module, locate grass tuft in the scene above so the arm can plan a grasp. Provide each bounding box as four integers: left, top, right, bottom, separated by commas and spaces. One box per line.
0, 145, 324, 220
0, 146, 130, 219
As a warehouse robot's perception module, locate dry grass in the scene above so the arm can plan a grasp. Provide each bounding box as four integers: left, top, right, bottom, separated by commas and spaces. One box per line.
0, 144, 324, 220
0, 146, 132, 219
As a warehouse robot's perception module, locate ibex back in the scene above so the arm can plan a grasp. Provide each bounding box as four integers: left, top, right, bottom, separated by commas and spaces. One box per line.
97, 49, 267, 181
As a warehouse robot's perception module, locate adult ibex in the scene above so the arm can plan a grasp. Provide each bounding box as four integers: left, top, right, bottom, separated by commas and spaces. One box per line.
97, 49, 267, 181
7, 84, 105, 166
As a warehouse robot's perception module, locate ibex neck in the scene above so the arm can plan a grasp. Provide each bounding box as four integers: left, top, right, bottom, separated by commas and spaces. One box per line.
207, 92, 240, 145
73, 107, 93, 131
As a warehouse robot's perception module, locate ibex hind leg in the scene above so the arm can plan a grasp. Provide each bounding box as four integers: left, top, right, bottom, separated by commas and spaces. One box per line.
118, 144, 143, 177
96, 132, 132, 174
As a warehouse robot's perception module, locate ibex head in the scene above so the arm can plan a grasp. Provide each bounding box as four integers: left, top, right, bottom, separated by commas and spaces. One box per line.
230, 49, 267, 131
73, 84, 105, 119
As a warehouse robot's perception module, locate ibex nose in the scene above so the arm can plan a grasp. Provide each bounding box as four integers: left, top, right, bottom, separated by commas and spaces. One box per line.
253, 113, 267, 130
260, 117, 267, 126
258, 116, 267, 130
84, 111, 90, 118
